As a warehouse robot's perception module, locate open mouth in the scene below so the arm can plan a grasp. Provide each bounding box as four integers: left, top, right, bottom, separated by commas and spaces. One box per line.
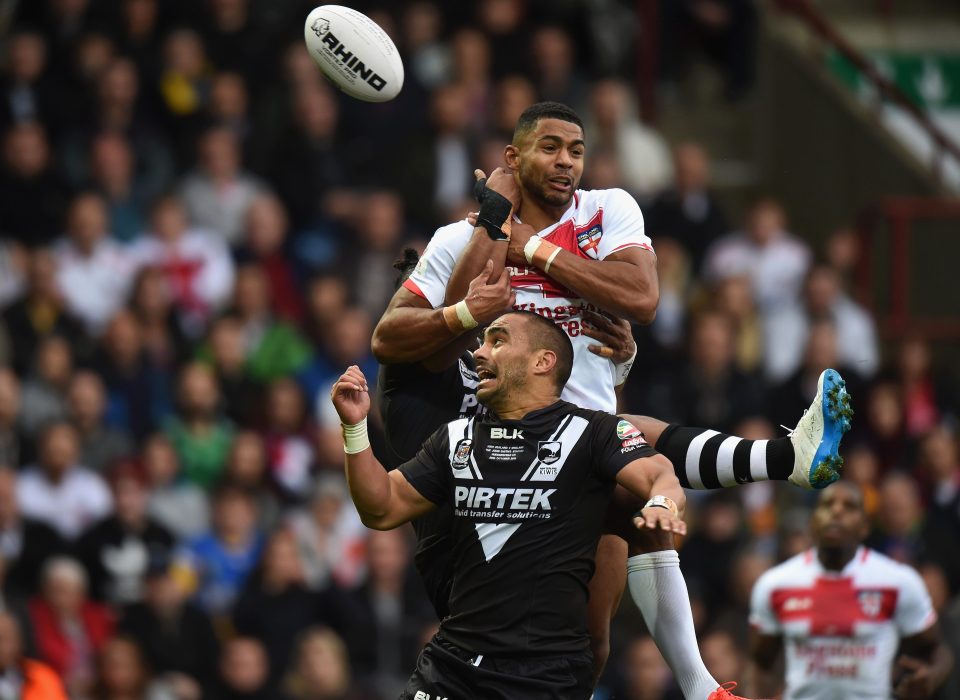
548, 176, 572, 192
476, 367, 497, 389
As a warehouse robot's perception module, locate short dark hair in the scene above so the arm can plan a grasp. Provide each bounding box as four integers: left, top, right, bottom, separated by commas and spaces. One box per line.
513, 101, 584, 146
510, 311, 573, 392
817, 480, 865, 512
392, 248, 420, 289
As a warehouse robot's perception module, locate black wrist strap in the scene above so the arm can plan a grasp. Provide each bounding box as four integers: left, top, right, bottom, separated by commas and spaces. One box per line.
473, 178, 512, 241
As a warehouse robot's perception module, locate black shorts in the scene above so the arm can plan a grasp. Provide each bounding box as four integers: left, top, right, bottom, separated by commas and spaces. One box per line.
399, 634, 594, 700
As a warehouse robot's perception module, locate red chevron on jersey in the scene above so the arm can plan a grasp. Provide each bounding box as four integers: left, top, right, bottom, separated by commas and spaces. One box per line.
509, 265, 574, 299
540, 210, 603, 260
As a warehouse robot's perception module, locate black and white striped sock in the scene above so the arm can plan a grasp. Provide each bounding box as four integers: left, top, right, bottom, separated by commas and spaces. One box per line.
654, 425, 795, 489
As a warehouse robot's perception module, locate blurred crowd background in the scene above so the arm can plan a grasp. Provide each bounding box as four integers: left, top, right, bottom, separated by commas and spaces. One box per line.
0, 0, 957, 699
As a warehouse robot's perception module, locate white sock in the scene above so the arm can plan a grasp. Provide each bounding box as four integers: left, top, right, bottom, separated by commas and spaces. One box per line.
627, 551, 718, 700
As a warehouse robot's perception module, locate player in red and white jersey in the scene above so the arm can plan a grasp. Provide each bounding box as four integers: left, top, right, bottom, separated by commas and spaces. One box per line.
750, 481, 952, 700
403, 185, 650, 414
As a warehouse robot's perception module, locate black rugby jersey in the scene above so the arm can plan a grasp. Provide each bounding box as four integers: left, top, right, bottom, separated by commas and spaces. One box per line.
377, 354, 481, 469
399, 400, 657, 657
377, 354, 482, 618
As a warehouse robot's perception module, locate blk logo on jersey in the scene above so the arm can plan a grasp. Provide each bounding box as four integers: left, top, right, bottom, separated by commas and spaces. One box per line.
490, 428, 524, 440
452, 439, 472, 470
537, 441, 561, 464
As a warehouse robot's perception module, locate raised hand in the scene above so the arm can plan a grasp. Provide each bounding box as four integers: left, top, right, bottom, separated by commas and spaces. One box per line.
330, 365, 370, 425
893, 656, 935, 699
475, 167, 521, 211
464, 259, 516, 324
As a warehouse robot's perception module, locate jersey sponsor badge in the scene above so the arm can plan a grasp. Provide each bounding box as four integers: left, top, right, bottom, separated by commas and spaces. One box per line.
858, 590, 883, 618
616, 420, 641, 441
576, 224, 603, 259
537, 441, 561, 464
617, 420, 648, 453
452, 438, 473, 470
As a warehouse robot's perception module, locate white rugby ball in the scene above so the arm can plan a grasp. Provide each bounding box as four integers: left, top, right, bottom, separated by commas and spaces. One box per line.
304, 5, 404, 103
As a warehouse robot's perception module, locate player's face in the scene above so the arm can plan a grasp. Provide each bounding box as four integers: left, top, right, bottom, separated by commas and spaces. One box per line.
473, 317, 529, 405
514, 118, 585, 210
811, 484, 869, 549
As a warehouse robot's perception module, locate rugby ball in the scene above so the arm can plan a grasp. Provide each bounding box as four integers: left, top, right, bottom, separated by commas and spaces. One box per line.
304, 5, 404, 103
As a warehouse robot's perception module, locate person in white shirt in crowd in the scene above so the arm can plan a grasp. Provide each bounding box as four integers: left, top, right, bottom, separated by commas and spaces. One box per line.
762, 263, 879, 383
703, 198, 811, 314
585, 78, 673, 202
53, 192, 136, 335
178, 126, 267, 247
16, 421, 112, 540
750, 481, 952, 699
129, 194, 234, 336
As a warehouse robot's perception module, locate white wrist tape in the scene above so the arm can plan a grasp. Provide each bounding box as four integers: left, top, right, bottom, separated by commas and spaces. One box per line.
614, 344, 638, 386
543, 246, 561, 273
645, 495, 679, 517
341, 418, 370, 454
523, 236, 543, 265
454, 300, 478, 330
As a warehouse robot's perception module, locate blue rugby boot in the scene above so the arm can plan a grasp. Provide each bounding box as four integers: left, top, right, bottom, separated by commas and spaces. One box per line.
787, 369, 853, 489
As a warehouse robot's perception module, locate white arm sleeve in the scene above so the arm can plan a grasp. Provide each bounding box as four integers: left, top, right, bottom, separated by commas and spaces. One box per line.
195, 234, 236, 309
403, 221, 472, 309
749, 571, 782, 635
895, 566, 938, 637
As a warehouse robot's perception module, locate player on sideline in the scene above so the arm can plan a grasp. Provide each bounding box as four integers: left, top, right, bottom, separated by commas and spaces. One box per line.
749, 481, 953, 699
373, 101, 852, 700
333, 311, 689, 699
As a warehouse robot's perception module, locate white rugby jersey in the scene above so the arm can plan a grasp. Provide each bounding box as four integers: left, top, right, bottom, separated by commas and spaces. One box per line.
750, 547, 937, 700
404, 188, 654, 414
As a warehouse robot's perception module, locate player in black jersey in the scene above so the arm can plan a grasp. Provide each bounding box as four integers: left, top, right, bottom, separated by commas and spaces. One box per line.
334, 311, 687, 699
378, 251, 513, 619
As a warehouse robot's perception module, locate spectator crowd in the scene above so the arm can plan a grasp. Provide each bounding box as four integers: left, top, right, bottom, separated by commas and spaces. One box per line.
0, 1, 956, 699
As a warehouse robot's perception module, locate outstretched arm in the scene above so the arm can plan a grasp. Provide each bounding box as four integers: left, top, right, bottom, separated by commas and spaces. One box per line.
614, 453, 687, 535
330, 365, 435, 529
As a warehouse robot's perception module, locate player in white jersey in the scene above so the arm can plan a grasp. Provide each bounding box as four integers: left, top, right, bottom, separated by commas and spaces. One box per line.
750, 481, 952, 699
402, 184, 647, 414
372, 102, 851, 700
